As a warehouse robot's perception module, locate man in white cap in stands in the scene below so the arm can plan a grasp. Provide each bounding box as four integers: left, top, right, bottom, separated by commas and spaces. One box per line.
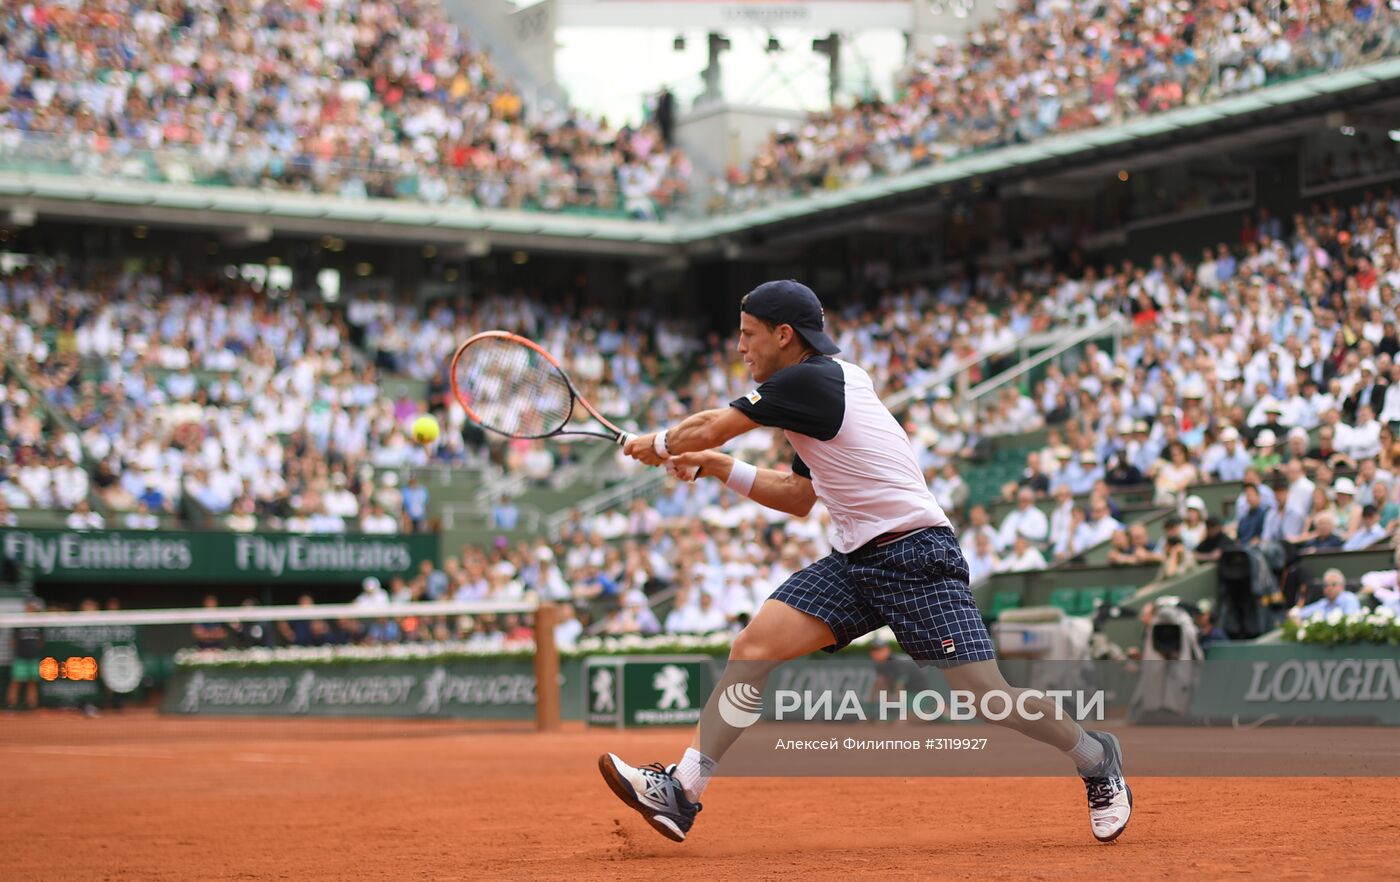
1063, 450, 1104, 496
1252, 429, 1281, 475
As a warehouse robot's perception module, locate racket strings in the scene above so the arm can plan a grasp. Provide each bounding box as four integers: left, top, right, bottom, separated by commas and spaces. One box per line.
455, 338, 574, 437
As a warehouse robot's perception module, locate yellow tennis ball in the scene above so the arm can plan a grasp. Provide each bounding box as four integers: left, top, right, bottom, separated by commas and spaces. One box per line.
410, 415, 440, 445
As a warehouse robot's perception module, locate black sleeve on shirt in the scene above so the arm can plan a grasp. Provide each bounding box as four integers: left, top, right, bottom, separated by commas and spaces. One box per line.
729, 357, 845, 440
791, 454, 811, 479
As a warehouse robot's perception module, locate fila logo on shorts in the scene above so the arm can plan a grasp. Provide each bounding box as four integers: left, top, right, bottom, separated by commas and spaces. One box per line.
941, 638, 956, 655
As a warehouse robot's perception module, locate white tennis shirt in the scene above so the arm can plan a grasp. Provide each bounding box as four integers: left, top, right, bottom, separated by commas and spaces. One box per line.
731, 356, 952, 553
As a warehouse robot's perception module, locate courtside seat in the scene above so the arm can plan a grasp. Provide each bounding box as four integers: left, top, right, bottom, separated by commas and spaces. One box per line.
990, 590, 1022, 619
1076, 587, 1108, 615
1049, 588, 1078, 614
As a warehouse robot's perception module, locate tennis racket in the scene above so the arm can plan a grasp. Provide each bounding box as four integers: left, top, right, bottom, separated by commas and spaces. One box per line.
449, 330, 636, 445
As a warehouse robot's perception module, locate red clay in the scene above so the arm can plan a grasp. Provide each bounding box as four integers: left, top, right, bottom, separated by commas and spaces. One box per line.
1, 710, 1395, 881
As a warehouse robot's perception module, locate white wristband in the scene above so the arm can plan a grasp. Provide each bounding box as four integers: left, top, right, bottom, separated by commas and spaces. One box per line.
653, 430, 671, 458
725, 460, 758, 496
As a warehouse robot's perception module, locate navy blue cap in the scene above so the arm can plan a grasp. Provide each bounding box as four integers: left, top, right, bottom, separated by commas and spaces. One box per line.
740, 280, 839, 355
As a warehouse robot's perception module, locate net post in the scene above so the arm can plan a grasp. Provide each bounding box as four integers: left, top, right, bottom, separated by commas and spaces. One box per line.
533, 602, 561, 732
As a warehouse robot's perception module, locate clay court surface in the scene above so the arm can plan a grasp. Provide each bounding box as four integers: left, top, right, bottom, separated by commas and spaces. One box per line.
2, 711, 1395, 881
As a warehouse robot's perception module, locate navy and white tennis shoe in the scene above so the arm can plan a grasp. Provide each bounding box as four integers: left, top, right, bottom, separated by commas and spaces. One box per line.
1080, 731, 1133, 842
598, 753, 702, 842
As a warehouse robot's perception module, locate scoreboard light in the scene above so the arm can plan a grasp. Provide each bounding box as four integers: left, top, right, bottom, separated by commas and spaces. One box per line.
38, 656, 99, 682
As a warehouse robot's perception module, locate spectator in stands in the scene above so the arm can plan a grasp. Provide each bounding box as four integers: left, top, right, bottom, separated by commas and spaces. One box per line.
1291, 568, 1363, 620
1106, 530, 1139, 567
966, 531, 999, 586
1004, 450, 1050, 500
1205, 427, 1252, 482
1280, 459, 1316, 543
1194, 601, 1229, 651
354, 577, 391, 609
1194, 517, 1229, 562
122, 501, 159, 531
64, 499, 104, 531
225, 599, 274, 649
1076, 496, 1123, 551
665, 587, 726, 635
1359, 547, 1400, 614
590, 506, 629, 540
1251, 430, 1281, 476
419, 562, 449, 603
1344, 505, 1387, 551
998, 535, 1048, 574
360, 502, 399, 534
1153, 442, 1200, 506
960, 505, 1000, 554
1130, 523, 1162, 564
1330, 478, 1364, 538
401, 475, 429, 533
226, 498, 258, 533
997, 487, 1049, 550
1046, 484, 1077, 555
554, 604, 583, 650
1299, 512, 1346, 554
191, 595, 228, 650
931, 461, 969, 514
1156, 536, 1199, 582
626, 498, 662, 537
491, 496, 521, 532
279, 594, 335, 646
572, 565, 619, 604
1180, 497, 1209, 550
1103, 452, 1144, 488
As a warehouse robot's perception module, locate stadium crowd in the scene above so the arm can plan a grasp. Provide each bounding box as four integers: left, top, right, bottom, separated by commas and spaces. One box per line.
0, 265, 703, 531
0, 0, 689, 217
11, 183, 1400, 648
720, 0, 1397, 209
578, 187, 1400, 637
0, 0, 1393, 218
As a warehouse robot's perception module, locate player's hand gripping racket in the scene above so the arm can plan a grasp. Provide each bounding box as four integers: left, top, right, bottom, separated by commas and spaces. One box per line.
450, 331, 636, 444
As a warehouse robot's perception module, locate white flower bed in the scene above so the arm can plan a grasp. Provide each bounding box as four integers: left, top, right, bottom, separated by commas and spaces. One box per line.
1284, 605, 1399, 646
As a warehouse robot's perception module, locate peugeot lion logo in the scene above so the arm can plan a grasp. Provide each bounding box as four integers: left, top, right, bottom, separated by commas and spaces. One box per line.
717, 682, 764, 728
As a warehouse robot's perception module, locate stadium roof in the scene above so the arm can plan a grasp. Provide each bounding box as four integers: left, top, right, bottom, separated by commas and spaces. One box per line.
1, 58, 1398, 258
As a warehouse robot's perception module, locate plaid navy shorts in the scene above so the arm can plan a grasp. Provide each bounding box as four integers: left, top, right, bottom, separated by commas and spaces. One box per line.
770, 526, 996, 667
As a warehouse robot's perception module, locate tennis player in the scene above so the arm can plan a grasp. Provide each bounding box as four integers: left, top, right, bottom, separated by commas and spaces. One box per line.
599, 280, 1132, 844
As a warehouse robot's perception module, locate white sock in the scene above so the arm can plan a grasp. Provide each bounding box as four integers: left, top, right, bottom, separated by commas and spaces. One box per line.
1065, 727, 1105, 774
673, 748, 716, 802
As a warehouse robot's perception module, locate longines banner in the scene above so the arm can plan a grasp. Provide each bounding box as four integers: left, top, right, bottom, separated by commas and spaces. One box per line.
0, 528, 437, 584
163, 660, 538, 718
1190, 645, 1400, 724
161, 653, 1400, 774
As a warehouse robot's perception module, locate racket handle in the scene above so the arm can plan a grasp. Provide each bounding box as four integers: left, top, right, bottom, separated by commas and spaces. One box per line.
617, 432, 635, 447
664, 459, 700, 481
